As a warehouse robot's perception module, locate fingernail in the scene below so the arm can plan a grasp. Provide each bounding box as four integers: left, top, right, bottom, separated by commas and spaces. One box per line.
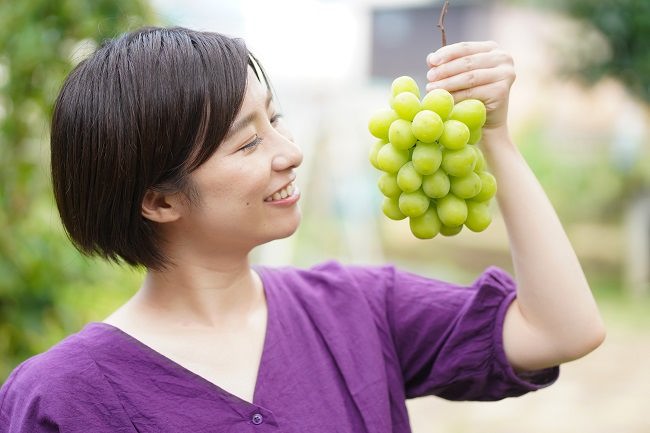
427, 69, 436, 80
427, 54, 440, 66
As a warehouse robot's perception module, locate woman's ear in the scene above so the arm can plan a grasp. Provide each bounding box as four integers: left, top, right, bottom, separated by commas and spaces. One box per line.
141, 189, 183, 223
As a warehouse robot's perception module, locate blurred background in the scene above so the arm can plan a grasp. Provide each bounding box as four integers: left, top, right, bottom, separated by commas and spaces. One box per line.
1, 0, 649, 431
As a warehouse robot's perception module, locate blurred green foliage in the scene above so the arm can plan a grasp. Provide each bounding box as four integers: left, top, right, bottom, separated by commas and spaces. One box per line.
0, 0, 155, 382
515, 0, 650, 192
555, 0, 650, 105
557, 0, 650, 193
513, 0, 650, 103
517, 127, 625, 223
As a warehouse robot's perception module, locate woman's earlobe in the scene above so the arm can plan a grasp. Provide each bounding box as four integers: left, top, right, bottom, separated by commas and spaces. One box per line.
141, 189, 182, 223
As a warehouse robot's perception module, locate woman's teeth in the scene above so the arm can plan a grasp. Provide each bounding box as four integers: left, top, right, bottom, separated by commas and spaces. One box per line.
266, 182, 295, 202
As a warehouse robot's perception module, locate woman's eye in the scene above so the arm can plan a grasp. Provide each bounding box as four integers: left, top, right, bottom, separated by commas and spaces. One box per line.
240, 135, 263, 152
270, 113, 283, 125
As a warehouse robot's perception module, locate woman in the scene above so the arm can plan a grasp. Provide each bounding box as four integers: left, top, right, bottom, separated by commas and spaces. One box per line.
0, 27, 605, 432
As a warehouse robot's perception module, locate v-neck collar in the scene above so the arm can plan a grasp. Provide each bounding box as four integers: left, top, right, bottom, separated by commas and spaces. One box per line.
84, 266, 275, 413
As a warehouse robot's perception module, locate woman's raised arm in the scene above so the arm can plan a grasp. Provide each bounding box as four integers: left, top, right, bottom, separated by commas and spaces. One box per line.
426, 41, 606, 371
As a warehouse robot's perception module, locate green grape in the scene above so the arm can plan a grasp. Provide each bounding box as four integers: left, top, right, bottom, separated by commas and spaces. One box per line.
436, 194, 467, 227
368, 109, 399, 140
391, 75, 420, 98
465, 201, 492, 232
392, 92, 422, 121
422, 170, 450, 198
472, 145, 486, 173
376, 143, 410, 173
439, 119, 470, 150
388, 119, 417, 150
440, 224, 463, 236
412, 141, 442, 175
382, 197, 407, 220
369, 140, 386, 170
450, 172, 482, 199
368, 79, 493, 240
377, 172, 401, 198
468, 127, 482, 145
409, 207, 441, 239
398, 190, 430, 217
411, 110, 443, 143
450, 99, 487, 130
421, 88, 454, 120
396, 161, 422, 193
441, 147, 476, 177
473, 171, 497, 202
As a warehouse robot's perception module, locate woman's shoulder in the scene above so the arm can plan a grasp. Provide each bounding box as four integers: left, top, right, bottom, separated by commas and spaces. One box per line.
0, 324, 137, 431
0, 324, 112, 412
256, 260, 517, 319
255, 260, 400, 322
8, 324, 105, 377
5, 328, 86, 380
256, 259, 396, 291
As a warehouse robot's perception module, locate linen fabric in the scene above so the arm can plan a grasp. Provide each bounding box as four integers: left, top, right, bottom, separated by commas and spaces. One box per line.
0, 261, 558, 432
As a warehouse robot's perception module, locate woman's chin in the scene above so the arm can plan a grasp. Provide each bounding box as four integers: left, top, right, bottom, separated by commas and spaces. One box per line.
275, 213, 301, 240
251, 212, 301, 248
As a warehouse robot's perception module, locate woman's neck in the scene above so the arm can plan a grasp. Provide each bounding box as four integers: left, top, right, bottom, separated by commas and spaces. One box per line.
109, 253, 264, 331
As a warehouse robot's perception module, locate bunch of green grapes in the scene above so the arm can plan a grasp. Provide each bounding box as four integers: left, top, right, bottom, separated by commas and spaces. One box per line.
368, 76, 497, 239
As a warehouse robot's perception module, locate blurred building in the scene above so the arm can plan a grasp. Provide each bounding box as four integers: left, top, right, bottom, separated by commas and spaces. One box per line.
370, 1, 494, 90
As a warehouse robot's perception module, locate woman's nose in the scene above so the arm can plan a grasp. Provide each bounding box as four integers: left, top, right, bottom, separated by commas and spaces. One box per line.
272, 135, 303, 172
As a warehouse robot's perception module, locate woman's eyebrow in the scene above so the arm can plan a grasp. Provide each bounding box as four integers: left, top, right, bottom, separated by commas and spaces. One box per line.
226, 90, 273, 139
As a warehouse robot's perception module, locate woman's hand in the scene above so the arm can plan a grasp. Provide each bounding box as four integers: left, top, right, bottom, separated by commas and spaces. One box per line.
425, 41, 515, 131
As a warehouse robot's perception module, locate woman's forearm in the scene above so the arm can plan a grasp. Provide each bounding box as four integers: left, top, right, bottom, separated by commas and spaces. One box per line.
482, 126, 606, 371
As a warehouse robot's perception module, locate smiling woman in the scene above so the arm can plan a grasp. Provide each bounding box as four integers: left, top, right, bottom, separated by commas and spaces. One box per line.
0, 26, 605, 433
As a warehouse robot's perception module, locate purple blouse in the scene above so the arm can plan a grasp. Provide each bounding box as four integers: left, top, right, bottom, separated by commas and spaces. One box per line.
0, 261, 558, 432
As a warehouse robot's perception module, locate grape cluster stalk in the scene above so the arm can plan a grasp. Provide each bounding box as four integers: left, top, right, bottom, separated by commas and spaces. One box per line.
368, 76, 497, 239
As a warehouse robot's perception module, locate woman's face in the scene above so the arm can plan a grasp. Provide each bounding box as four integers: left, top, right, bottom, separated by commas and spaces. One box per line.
171, 68, 303, 255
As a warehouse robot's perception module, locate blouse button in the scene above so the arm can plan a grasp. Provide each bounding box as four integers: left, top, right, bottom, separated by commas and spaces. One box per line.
252, 413, 264, 425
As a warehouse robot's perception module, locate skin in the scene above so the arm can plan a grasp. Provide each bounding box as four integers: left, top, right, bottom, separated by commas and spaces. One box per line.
426, 41, 606, 371
104, 68, 303, 402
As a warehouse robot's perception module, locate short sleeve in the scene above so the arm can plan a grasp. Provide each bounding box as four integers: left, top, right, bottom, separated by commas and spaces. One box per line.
351, 264, 558, 401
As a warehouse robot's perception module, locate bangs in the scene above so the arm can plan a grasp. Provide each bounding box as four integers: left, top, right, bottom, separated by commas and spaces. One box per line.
150, 28, 252, 181
182, 47, 274, 175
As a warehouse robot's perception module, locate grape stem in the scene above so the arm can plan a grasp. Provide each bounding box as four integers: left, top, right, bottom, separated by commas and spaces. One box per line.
437, 0, 450, 47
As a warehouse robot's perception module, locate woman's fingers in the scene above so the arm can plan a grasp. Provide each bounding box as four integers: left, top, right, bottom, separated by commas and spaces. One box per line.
426, 40, 499, 67
447, 80, 511, 108
427, 50, 513, 82
425, 41, 515, 129
425, 66, 511, 94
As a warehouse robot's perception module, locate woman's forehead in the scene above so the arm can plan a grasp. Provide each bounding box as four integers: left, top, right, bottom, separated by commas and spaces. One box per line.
242, 67, 272, 107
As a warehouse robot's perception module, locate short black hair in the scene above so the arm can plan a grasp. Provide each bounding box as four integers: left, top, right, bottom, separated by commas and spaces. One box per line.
51, 26, 267, 269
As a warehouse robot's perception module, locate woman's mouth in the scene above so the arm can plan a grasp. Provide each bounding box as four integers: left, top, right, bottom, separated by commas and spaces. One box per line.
265, 181, 297, 202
